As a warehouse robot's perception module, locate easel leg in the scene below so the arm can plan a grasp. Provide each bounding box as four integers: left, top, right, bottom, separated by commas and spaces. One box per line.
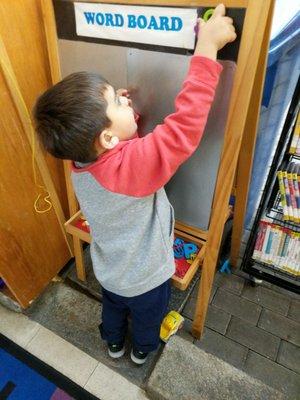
73, 237, 86, 281
191, 252, 215, 339
64, 161, 87, 281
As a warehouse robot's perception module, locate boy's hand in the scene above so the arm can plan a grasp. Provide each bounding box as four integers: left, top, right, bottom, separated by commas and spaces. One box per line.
195, 4, 236, 60
116, 88, 133, 107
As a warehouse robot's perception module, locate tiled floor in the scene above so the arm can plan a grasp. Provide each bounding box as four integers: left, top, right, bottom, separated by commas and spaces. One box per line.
180, 270, 300, 399
0, 303, 149, 400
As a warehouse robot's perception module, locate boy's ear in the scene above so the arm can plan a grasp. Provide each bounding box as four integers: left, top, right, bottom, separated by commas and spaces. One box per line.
99, 130, 119, 149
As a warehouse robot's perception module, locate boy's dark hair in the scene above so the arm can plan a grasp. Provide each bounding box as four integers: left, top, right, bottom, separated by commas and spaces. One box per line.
33, 71, 111, 163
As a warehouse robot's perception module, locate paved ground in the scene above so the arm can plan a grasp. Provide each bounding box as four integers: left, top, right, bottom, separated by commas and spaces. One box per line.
179, 270, 300, 399
1, 247, 299, 399
147, 336, 286, 400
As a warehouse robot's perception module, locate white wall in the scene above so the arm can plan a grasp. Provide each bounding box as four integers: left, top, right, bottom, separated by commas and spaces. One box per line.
271, 0, 300, 39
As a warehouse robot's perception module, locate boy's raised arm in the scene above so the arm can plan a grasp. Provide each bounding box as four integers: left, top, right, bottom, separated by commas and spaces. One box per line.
90, 5, 236, 197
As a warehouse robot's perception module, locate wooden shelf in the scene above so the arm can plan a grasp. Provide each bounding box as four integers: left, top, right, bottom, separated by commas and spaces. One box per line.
173, 229, 205, 290
65, 211, 205, 290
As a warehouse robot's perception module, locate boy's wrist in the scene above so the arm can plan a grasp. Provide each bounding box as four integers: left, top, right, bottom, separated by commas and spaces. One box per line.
194, 42, 218, 61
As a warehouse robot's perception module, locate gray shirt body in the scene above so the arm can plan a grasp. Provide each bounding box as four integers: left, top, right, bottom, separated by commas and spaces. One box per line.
71, 171, 175, 297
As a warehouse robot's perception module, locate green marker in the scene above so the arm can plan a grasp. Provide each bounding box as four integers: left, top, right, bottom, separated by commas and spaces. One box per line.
203, 9, 214, 22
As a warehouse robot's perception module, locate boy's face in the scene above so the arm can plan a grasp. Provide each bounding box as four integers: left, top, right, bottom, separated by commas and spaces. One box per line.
104, 85, 137, 141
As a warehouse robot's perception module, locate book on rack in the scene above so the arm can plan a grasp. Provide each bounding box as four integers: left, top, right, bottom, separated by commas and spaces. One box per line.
277, 160, 300, 223
289, 112, 300, 155
252, 220, 300, 276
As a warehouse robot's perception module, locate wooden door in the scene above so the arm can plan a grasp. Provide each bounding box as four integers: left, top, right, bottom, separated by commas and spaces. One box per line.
0, 0, 71, 308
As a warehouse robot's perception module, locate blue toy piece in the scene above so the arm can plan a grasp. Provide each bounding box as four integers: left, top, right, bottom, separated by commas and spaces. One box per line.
219, 259, 232, 274
173, 238, 199, 260
173, 238, 185, 259
183, 243, 198, 259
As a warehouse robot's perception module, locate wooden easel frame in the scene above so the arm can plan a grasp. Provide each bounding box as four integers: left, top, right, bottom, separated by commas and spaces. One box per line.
229, 1, 275, 269
41, 0, 274, 339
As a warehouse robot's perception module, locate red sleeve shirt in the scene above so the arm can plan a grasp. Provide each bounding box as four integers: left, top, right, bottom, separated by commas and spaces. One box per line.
72, 56, 223, 197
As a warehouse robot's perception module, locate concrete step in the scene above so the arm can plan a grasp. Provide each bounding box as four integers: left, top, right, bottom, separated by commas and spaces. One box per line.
146, 336, 288, 400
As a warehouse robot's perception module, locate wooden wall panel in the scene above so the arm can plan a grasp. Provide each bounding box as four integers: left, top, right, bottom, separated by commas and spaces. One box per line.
0, 0, 68, 217
0, 1, 71, 307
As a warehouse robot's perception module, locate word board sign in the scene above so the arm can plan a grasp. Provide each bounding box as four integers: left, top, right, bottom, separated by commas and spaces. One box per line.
74, 2, 197, 49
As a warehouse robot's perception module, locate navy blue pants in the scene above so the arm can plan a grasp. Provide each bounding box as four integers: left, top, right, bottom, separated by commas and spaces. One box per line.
99, 280, 171, 353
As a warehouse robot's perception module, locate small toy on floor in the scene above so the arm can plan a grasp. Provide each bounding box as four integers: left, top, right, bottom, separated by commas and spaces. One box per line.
219, 259, 232, 274
160, 310, 184, 342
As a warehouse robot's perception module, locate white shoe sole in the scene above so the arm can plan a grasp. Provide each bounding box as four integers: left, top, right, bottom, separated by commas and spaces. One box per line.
108, 347, 125, 358
130, 349, 147, 365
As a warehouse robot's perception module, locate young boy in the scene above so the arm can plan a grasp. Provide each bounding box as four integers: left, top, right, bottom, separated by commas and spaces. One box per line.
34, 4, 235, 364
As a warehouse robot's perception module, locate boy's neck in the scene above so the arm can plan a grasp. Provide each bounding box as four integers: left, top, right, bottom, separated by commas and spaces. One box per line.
74, 160, 92, 168
97, 147, 108, 156
74, 147, 108, 168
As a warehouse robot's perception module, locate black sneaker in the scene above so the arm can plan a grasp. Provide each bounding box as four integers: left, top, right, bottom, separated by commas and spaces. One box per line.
130, 348, 148, 365
108, 343, 125, 359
